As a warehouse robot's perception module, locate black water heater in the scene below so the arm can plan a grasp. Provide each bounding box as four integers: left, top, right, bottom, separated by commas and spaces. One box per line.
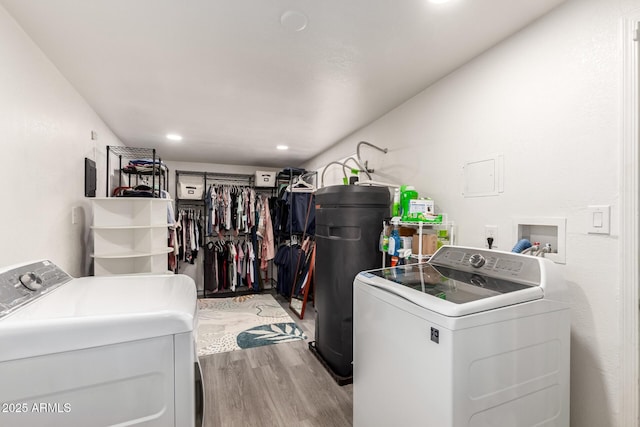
314, 185, 390, 378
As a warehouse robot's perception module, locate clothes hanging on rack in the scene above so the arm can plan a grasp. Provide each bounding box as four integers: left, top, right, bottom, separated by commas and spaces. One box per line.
205, 184, 258, 235
247, 240, 256, 287
284, 191, 316, 235
176, 208, 203, 264
201, 238, 260, 294
175, 171, 281, 294
203, 242, 216, 292
274, 242, 303, 297
257, 194, 276, 270
270, 170, 317, 297
272, 190, 316, 238
161, 192, 178, 272
228, 242, 237, 291
200, 183, 273, 294
292, 240, 315, 298
216, 241, 228, 290
168, 231, 177, 272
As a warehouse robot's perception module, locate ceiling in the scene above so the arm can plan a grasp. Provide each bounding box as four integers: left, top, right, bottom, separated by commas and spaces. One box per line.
2, 0, 566, 167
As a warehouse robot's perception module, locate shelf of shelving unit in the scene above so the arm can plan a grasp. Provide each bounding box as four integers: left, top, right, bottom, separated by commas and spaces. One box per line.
382, 215, 454, 267
106, 146, 168, 197
92, 197, 173, 276
92, 225, 170, 230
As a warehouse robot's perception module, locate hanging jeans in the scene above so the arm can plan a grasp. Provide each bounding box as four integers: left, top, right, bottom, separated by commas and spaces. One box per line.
203, 243, 216, 292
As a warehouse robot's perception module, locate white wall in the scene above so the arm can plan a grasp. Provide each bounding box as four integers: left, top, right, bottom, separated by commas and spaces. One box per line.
305, 0, 637, 425
0, 6, 123, 277
0, 0, 277, 278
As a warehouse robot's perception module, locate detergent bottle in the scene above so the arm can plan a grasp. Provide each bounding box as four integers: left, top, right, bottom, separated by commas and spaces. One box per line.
379, 228, 389, 253
398, 185, 407, 216
387, 226, 400, 257
400, 186, 418, 221
392, 188, 400, 217
437, 229, 450, 249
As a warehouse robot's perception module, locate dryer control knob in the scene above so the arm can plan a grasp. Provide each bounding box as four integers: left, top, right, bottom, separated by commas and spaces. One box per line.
19, 272, 42, 291
469, 254, 486, 268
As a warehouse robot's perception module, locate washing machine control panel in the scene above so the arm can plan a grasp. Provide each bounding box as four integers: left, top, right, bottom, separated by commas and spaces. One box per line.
0, 260, 72, 318
430, 246, 542, 287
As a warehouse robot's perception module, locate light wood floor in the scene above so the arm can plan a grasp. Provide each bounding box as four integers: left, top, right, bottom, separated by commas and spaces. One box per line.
199, 293, 353, 427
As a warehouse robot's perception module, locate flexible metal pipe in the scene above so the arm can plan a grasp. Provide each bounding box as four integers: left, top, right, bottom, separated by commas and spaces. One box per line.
321, 161, 348, 187
343, 156, 371, 180
356, 141, 388, 174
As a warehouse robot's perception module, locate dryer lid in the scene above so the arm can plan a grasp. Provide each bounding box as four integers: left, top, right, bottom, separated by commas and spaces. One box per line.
0, 261, 197, 362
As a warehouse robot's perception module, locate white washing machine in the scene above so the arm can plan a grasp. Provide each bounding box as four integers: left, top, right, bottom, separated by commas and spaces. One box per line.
353, 246, 570, 427
0, 260, 204, 427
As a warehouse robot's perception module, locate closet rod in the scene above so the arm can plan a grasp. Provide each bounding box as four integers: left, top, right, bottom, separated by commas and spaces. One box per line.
205, 172, 253, 178
176, 171, 254, 185
205, 173, 253, 183
206, 179, 253, 186
177, 204, 204, 209
175, 170, 251, 177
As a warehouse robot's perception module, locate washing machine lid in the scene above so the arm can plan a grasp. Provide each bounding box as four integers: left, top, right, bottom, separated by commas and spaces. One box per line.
0, 261, 197, 362
358, 246, 547, 317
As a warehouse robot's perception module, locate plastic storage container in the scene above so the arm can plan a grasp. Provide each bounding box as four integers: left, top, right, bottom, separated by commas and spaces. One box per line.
254, 170, 276, 187
314, 185, 390, 378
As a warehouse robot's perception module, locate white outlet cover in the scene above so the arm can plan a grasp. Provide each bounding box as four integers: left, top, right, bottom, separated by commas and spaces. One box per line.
484, 225, 498, 248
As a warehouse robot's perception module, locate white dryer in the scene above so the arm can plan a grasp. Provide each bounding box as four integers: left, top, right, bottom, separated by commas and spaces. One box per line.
0, 260, 203, 427
353, 246, 570, 427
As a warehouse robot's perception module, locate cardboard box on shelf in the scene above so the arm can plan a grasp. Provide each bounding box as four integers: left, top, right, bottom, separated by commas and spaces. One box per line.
412, 233, 438, 256
399, 227, 416, 237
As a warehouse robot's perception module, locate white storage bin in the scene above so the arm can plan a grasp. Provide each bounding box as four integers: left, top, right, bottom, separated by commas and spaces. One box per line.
178, 183, 203, 199
177, 175, 205, 199
255, 171, 276, 187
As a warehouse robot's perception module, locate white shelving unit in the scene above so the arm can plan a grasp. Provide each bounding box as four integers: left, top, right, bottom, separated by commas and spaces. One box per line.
92, 198, 173, 275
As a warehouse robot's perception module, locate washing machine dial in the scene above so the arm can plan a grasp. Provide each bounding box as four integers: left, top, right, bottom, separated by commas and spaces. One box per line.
19, 272, 43, 291
469, 254, 486, 268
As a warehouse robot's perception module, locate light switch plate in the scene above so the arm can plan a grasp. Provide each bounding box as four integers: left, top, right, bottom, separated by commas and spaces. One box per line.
587, 205, 610, 235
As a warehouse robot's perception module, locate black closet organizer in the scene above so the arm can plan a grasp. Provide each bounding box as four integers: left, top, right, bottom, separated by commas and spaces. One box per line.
105, 146, 169, 197
175, 171, 277, 298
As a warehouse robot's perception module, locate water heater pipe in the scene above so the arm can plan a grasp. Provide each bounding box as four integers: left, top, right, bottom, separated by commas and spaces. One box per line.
321, 161, 348, 187
357, 141, 388, 173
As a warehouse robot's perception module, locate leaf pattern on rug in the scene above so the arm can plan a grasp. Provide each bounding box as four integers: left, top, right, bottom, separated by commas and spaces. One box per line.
197, 294, 303, 357
236, 322, 306, 349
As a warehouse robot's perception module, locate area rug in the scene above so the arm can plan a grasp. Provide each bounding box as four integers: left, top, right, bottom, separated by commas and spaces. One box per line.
196, 293, 306, 357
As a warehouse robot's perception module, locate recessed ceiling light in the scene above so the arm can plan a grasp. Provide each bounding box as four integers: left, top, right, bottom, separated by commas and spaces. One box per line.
276, 145, 289, 150
429, 0, 450, 3
280, 11, 308, 32
166, 133, 183, 141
